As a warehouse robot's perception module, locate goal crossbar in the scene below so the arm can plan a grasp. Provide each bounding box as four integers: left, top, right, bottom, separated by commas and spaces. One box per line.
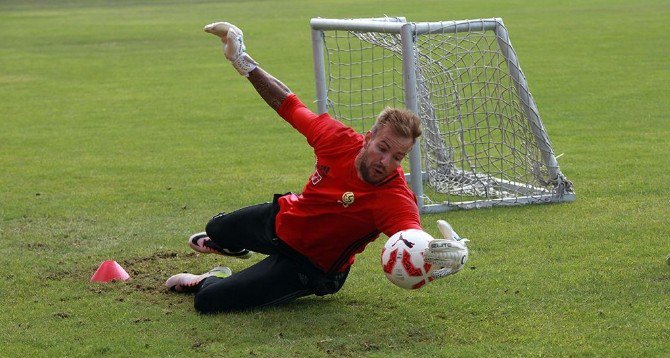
310, 17, 499, 35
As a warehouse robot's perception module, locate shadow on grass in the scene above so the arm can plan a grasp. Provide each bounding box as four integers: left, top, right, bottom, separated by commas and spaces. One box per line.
77, 250, 426, 356
113, 250, 348, 309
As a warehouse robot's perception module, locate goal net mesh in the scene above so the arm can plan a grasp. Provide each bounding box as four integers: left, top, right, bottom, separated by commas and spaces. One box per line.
320, 20, 569, 208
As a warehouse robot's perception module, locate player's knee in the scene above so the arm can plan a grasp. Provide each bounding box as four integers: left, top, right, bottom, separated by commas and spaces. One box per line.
194, 291, 243, 314
193, 290, 225, 314
205, 212, 226, 241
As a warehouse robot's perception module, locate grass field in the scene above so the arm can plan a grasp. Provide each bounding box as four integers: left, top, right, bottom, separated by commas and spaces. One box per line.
1, 0, 669, 356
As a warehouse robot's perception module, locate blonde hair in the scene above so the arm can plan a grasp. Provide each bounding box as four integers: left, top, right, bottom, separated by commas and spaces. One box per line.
370, 108, 422, 143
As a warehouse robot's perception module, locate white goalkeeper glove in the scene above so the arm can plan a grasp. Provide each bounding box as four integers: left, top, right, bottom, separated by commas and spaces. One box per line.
204, 22, 258, 77
424, 220, 469, 279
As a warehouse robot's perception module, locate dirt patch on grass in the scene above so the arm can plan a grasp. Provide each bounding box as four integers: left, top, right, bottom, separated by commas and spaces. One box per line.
118, 251, 198, 295
83, 250, 235, 312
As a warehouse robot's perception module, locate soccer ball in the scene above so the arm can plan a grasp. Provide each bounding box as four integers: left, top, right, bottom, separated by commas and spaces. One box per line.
381, 229, 435, 289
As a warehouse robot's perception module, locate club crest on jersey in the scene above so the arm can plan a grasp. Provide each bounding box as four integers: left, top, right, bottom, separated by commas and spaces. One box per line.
338, 191, 355, 208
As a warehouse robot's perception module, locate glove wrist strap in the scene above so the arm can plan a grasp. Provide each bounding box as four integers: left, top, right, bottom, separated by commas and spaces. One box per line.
231, 53, 258, 77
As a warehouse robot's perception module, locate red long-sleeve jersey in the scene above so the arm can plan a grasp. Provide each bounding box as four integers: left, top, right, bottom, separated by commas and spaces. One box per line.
275, 94, 421, 273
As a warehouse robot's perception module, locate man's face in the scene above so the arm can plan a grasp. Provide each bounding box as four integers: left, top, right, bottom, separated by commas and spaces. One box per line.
357, 125, 414, 185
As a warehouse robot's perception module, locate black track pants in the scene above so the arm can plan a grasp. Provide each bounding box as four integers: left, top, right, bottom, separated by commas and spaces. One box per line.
194, 195, 349, 313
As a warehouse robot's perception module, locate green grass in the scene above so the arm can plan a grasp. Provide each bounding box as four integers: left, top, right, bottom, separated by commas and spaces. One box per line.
1, 0, 669, 356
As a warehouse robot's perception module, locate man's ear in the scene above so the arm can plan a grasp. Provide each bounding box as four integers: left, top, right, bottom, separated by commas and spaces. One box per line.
363, 130, 372, 147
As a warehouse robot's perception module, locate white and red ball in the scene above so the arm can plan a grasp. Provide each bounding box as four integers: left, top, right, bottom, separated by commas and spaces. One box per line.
381, 229, 435, 289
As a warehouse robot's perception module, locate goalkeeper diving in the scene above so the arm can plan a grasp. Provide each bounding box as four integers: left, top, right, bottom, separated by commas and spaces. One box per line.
165, 21, 469, 313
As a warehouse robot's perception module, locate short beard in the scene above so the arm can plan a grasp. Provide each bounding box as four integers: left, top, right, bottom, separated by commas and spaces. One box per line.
357, 150, 380, 185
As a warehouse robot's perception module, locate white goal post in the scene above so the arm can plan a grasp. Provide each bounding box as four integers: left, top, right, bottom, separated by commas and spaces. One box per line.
310, 17, 575, 213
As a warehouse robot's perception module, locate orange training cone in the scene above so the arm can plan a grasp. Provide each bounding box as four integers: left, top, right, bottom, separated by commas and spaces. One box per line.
91, 260, 130, 282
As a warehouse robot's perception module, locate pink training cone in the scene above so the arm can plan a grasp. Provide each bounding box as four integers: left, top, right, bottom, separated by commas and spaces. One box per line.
91, 260, 130, 282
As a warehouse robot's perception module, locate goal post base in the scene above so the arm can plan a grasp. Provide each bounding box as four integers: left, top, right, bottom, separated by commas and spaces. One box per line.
419, 193, 577, 213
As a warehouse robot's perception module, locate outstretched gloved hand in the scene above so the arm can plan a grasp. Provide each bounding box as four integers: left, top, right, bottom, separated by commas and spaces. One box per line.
204, 22, 258, 76
424, 220, 469, 279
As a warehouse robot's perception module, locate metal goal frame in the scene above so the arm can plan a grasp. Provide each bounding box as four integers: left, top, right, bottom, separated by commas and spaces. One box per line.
310, 17, 575, 213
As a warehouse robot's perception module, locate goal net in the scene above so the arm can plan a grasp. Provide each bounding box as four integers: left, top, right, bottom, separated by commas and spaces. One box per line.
310, 17, 575, 212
